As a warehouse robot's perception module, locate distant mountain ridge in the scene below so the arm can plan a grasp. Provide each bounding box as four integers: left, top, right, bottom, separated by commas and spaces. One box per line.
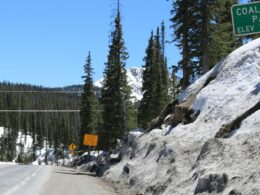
94, 67, 143, 101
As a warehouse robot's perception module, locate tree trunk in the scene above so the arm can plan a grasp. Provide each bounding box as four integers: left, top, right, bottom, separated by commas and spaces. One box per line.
201, 0, 210, 74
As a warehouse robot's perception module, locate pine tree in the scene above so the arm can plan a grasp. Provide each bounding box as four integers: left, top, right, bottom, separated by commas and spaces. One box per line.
79, 52, 99, 151
138, 32, 155, 128
161, 21, 166, 57
138, 26, 170, 128
170, 0, 240, 87
170, 0, 197, 89
100, 0, 130, 150
198, 0, 215, 73
160, 22, 170, 108
209, 0, 240, 68
153, 27, 169, 114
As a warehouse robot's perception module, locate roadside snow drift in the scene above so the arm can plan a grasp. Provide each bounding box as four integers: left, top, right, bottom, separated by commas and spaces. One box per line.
104, 39, 260, 195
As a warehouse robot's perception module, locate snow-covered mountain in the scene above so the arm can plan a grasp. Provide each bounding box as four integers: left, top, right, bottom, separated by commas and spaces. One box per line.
94, 67, 144, 101
104, 39, 260, 194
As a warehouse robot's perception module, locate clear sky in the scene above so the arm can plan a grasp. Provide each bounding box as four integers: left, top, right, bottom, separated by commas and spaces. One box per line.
0, 0, 180, 87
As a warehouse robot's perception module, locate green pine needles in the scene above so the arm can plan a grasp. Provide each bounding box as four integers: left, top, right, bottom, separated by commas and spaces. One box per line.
100, 1, 135, 150
138, 23, 170, 129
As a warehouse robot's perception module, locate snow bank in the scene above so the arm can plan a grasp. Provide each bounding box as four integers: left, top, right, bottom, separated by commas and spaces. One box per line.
0, 127, 4, 137
0, 162, 17, 165
105, 39, 260, 194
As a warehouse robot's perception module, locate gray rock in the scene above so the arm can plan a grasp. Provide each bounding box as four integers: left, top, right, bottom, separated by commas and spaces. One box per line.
194, 173, 228, 194
123, 163, 131, 175
229, 190, 242, 195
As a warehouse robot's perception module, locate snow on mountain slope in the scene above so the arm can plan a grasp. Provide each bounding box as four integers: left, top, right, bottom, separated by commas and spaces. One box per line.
94, 67, 144, 101
104, 39, 260, 195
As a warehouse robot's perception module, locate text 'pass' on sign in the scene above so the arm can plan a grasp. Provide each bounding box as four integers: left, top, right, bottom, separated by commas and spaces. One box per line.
83, 134, 98, 147
231, 2, 260, 36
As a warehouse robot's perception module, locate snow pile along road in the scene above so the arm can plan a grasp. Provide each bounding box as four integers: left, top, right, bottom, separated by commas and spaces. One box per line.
104, 39, 260, 194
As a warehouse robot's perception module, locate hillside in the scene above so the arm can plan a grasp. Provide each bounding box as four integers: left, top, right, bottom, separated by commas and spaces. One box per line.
104, 39, 260, 194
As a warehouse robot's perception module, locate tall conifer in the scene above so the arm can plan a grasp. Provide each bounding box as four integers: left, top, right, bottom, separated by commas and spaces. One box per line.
138, 32, 155, 128
170, 0, 196, 89
138, 26, 170, 128
79, 52, 98, 150
100, 0, 130, 149
170, 0, 240, 87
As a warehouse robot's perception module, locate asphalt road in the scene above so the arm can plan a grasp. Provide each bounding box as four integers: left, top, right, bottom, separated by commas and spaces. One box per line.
0, 165, 118, 195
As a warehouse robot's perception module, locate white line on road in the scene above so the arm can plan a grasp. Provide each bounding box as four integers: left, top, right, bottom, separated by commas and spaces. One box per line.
3, 166, 43, 195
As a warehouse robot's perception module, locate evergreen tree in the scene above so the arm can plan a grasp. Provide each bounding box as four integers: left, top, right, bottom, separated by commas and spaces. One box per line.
170, 0, 240, 88
79, 52, 99, 151
160, 22, 170, 108
100, 0, 130, 150
154, 27, 169, 113
196, 0, 240, 72
161, 21, 166, 57
170, 0, 197, 89
199, 0, 215, 73
138, 32, 156, 128
138, 26, 170, 128
209, 0, 240, 68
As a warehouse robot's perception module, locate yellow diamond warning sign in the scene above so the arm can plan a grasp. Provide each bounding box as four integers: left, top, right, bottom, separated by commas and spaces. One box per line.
83, 134, 98, 147
69, 143, 76, 150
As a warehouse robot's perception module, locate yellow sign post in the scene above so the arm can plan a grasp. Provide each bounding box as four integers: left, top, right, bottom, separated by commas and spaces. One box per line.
70, 150, 75, 156
83, 134, 98, 147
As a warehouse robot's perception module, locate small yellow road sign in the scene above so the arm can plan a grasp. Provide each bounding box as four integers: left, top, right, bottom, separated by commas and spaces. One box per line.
69, 143, 76, 150
83, 134, 98, 147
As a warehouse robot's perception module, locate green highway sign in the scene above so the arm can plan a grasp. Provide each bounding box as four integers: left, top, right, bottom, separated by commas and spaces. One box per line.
231, 2, 260, 36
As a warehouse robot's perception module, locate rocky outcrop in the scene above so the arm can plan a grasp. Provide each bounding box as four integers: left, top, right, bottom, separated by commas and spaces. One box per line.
194, 174, 228, 194
215, 101, 260, 138
147, 74, 217, 132
146, 100, 178, 132
229, 190, 242, 195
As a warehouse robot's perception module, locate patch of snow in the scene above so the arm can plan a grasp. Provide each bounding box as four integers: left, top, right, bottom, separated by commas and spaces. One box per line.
16, 132, 33, 153
0, 127, 4, 137
0, 161, 17, 165
82, 150, 102, 157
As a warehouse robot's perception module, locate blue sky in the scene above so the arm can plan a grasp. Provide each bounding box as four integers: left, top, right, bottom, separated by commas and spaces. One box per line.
0, 0, 180, 87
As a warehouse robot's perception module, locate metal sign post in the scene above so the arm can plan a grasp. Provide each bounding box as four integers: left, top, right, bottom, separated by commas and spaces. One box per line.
69, 143, 77, 167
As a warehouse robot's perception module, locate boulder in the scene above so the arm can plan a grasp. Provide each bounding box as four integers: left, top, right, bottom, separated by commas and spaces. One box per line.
194, 173, 228, 194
